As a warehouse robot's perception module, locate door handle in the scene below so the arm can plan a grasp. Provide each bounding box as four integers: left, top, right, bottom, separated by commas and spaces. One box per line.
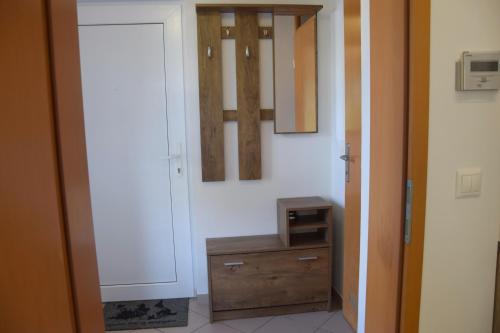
160, 143, 183, 175
224, 262, 244, 267
340, 143, 351, 182
298, 256, 318, 261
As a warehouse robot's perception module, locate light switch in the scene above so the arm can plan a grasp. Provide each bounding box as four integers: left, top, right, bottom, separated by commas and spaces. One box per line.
456, 168, 482, 198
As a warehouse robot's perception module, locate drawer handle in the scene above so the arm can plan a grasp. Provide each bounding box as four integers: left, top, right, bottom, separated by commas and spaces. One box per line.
224, 262, 244, 267
298, 256, 318, 261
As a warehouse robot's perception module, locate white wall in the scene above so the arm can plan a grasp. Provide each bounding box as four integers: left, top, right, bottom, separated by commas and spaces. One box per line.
180, 0, 343, 294
419, 0, 500, 332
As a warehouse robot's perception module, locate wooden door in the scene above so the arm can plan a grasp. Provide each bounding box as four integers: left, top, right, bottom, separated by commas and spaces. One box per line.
343, 0, 362, 330
399, 0, 431, 332
0, 1, 77, 332
365, 0, 408, 332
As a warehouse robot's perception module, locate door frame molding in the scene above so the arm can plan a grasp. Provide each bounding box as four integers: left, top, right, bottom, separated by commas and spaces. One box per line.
364, 0, 431, 332
399, 0, 431, 332
46, 0, 105, 331
77, 2, 195, 301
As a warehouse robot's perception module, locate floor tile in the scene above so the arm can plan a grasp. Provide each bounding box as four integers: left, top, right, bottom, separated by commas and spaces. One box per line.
223, 316, 273, 333
254, 316, 317, 333
192, 322, 242, 333
158, 311, 209, 333
285, 311, 333, 328
320, 312, 355, 333
189, 295, 210, 318
314, 329, 331, 333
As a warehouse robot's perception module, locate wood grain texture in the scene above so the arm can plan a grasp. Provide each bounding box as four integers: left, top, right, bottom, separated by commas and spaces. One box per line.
196, 4, 323, 16
212, 302, 328, 321
221, 26, 273, 40
365, 0, 408, 331
493, 244, 500, 333
399, 0, 430, 332
206, 234, 329, 256
210, 248, 330, 311
235, 11, 261, 180
0, 1, 77, 332
277, 197, 333, 248
223, 109, 274, 121
46, 0, 105, 332
343, 0, 362, 329
197, 11, 225, 182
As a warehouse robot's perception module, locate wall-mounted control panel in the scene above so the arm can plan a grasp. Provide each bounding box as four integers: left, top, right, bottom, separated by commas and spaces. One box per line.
456, 51, 500, 91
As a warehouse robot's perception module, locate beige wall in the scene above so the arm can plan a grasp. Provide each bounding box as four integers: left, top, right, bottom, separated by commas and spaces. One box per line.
419, 0, 500, 332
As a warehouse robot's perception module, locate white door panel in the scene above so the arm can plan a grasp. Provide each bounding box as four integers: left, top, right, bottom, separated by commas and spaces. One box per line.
78, 4, 193, 301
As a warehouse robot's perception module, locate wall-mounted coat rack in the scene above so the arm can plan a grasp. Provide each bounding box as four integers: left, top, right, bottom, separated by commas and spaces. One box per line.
196, 4, 322, 182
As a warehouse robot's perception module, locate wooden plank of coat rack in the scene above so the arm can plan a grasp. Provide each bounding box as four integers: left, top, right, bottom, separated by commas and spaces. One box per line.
223, 109, 274, 121
235, 11, 261, 180
221, 26, 273, 39
196, 4, 323, 16
197, 11, 225, 182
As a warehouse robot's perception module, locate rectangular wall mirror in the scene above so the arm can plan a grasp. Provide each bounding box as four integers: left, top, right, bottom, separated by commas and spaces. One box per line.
273, 14, 318, 134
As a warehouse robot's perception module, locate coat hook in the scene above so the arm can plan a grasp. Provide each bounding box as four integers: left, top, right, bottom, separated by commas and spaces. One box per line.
226, 28, 230, 36
207, 45, 212, 59
245, 46, 250, 59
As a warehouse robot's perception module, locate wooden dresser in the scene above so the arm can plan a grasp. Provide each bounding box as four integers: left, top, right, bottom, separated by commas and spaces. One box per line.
206, 197, 333, 322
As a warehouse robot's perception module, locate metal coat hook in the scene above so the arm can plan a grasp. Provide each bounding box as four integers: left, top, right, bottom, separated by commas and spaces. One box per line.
207, 45, 212, 59
245, 46, 250, 59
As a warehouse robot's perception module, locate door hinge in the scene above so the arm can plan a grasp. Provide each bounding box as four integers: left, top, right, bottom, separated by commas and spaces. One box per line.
404, 179, 413, 245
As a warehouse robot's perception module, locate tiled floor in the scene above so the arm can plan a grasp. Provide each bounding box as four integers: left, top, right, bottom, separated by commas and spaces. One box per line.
106, 295, 355, 333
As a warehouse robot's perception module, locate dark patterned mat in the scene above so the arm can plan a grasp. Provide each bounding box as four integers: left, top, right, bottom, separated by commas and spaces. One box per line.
103, 298, 188, 331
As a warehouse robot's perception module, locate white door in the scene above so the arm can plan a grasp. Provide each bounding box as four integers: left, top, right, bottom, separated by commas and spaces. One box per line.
78, 4, 193, 302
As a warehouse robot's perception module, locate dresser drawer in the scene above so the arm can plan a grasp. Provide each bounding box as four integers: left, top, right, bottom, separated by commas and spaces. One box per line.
209, 248, 329, 311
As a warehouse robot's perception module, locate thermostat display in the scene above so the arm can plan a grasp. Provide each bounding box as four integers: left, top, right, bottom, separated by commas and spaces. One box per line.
456, 51, 500, 91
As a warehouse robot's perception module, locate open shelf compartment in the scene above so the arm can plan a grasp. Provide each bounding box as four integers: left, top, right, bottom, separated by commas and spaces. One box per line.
277, 197, 333, 248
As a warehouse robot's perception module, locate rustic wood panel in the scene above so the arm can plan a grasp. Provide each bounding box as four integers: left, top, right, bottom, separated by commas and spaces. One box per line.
210, 248, 329, 311
196, 4, 323, 16
235, 11, 261, 180
343, 0, 362, 329
365, 0, 408, 331
0, 0, 77, 332
197, 11, 225, 182
221, 26, 273, 39
399, 0, 430, 332
212, 302, 328, 321
223, 109, 274, 121
206, 234, 329, 256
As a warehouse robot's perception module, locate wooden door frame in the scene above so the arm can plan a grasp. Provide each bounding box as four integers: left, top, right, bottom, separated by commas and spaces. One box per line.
364, 0, 431, 332
399, 0, 431, 332
46, 0, 105, 332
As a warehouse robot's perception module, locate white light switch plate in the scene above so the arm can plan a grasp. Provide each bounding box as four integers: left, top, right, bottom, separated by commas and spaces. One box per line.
456, 168, 482, 198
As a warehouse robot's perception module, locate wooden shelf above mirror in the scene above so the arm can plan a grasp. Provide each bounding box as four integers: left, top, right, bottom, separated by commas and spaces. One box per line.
196, 4, 323, 15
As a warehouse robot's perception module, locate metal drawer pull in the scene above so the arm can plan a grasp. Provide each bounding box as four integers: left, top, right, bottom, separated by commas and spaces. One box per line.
224, 262, 244, 266
298, 256, 318, 261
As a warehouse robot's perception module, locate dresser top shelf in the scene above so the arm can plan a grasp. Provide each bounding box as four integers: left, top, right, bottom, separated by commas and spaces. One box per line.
206, 234, 329, 256
277, 196, 332, 211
